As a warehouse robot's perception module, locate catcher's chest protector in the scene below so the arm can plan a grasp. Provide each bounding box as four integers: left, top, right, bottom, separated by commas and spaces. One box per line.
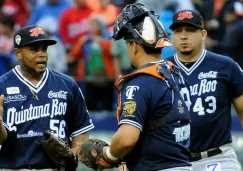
114, 62, 190, 129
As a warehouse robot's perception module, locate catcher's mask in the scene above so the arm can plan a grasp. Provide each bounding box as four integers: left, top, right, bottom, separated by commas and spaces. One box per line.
109, 3, 172, 49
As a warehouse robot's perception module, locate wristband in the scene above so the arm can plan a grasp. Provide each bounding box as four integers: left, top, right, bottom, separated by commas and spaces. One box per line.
105, 147, 118, 161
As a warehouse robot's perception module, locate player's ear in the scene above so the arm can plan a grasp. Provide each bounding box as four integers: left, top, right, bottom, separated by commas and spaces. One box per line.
14, 48, 22, 60
202, 29, 207, 41
132, 42, 139, 56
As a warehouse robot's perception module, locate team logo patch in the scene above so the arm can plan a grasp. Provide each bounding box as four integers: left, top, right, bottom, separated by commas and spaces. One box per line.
6, 87, 20, 95
126, 86, 139, 100
177, 11, 193, 20
29, 27, 45, 37
122, 101, 136, 117
15, 35, 21, 45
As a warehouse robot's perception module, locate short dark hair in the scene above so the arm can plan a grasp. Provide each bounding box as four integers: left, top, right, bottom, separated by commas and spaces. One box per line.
143, 46, 162, 54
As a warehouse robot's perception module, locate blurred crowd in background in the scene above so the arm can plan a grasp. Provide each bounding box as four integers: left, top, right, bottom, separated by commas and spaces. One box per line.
1, 0, 243, 111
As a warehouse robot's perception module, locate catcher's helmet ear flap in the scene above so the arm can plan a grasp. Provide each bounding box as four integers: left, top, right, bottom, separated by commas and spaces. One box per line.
109, 3, 172, 49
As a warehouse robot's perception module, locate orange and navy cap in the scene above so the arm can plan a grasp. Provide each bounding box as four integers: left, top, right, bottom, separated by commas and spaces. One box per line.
14, 25, 57, 48
169, 10, 204, 30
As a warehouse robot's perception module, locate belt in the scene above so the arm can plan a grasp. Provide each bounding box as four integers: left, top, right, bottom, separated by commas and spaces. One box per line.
191, 147, 222, 162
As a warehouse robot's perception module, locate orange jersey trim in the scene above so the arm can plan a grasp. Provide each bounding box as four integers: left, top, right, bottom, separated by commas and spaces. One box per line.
114, 63, 167, 122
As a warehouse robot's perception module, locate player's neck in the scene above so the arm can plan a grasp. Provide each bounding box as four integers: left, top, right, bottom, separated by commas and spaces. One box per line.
135, 54, 163, 68
177, 48, 204, 63
18, 65, 44, 85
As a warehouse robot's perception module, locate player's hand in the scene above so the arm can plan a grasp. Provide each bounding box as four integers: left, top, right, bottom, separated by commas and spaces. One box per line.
0, 95, 4, 125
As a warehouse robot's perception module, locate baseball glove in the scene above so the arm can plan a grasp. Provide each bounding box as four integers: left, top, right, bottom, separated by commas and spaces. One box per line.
77, 138, 121, 171
39, 130, 78, 171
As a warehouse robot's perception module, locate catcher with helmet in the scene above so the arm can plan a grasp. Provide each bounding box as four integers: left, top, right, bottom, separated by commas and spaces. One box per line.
39, 3, 193, 171
76, 3, 192, 171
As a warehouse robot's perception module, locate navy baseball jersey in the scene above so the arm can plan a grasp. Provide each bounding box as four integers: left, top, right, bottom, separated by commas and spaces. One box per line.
167, 50, 243, 153
0, 66, 94, 169
115, 61, 191, 171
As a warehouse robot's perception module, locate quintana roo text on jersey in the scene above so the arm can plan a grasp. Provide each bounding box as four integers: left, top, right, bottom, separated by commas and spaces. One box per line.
190, 79, 217, 96
6, 99, 67, 131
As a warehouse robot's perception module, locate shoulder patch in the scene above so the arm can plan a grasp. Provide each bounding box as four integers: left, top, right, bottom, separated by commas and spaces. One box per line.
6, 87, 20, 95
122, 101, 136, 117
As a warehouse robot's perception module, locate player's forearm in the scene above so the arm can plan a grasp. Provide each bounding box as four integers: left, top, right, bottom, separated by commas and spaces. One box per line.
109, 124, 140, 158
71, 132, 89, 148
238, 113, 243, 129
232, 95, 243, 129
109, 132, 134, 158
0, 124, 7, 144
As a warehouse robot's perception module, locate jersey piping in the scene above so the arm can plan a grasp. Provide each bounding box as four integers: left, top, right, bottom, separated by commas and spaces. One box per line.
174, 49, 206, 75
13, 66, 49, 93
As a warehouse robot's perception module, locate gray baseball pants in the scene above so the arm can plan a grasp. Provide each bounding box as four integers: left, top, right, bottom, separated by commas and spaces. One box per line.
191, 143, 242, 171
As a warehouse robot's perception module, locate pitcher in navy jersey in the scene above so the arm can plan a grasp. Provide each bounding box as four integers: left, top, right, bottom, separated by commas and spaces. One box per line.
0, 25, 94, 170
167, 10, 243, 171
97, 3, 192, 171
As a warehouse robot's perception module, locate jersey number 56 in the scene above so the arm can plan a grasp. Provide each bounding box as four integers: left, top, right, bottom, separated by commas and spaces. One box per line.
50, 119, 66, 138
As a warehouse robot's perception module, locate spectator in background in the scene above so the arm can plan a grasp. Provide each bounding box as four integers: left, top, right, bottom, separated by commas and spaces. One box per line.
202, 0, 240, 53
59, 0, 93, 83
58, 0, 92, 47
111, 39, 132, 75
176, 0, 195, 11
0, 15, 18, 76
90, 0, 121, 32
27, 0, 44, 9
135, 0, 174, 14
37, 18, 68, 73
135, 0, 195, 14
0, 0, 30, 27
70, 17, 118, 111
220, 1, 243, 69
28, 0, 70, 36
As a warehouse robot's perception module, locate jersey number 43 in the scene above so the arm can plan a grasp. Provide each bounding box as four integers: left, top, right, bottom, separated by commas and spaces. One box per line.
180, 88, 217, 115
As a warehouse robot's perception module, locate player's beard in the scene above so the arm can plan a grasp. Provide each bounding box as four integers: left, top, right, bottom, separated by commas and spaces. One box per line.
180, 49, 193, 56
21, 59, 46, 78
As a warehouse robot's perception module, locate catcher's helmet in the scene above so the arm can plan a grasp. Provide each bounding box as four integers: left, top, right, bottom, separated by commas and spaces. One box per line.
109, 3, 172, 49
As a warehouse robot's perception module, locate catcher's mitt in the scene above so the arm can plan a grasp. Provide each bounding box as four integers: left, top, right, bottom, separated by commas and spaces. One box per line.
78, 138, 121, 171
39, 130, 78, 171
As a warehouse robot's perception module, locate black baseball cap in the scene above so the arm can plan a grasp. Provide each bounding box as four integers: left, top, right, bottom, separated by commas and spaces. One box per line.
169, 10, 204, 30
14, 25, 57, 48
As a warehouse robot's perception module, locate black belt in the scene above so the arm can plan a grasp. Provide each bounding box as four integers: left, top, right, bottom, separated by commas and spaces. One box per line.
191, 148, 222, 162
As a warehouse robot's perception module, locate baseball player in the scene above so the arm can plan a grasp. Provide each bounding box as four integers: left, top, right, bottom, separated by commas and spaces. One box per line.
0, 25, 94, 170
98, 3, 192, 171
167, 10, 243, 170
